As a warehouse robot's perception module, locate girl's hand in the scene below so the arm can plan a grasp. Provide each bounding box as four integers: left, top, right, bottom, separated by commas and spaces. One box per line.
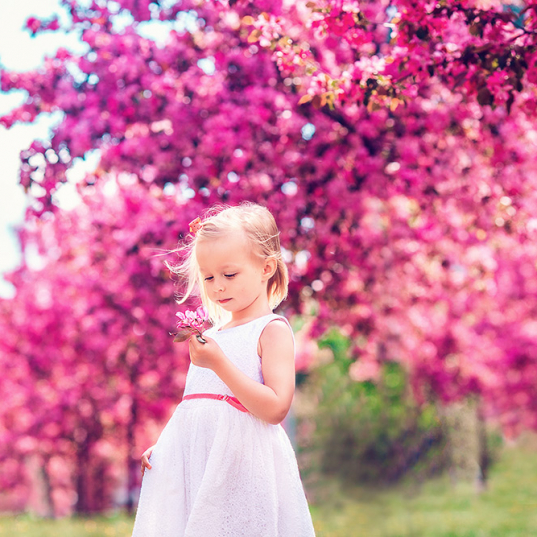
189, 335, 226, 370
141, 445, 155, 476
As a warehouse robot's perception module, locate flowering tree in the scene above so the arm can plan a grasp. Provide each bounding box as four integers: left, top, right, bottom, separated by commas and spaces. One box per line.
0, 181, 194, 514
247, 0, 537, 112
2, 0, 537, 512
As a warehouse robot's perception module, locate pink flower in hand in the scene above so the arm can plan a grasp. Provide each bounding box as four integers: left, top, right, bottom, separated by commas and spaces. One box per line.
172, 306, 209, 343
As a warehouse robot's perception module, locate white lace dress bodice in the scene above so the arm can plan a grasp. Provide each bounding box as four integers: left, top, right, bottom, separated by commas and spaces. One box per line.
132, 314, 316, 537
182, 314, 268, 397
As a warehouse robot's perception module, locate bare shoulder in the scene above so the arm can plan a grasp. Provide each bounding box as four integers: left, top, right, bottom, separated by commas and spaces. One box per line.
259, 318, 294, 356
261, 318, 293, 340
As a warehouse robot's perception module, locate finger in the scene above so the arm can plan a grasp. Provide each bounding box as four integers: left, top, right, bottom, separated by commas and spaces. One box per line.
190, 334, 205, 346
140, 461, 152, 475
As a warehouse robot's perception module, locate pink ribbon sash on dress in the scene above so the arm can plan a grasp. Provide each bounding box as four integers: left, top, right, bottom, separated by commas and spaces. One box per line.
182, 393, 249, 413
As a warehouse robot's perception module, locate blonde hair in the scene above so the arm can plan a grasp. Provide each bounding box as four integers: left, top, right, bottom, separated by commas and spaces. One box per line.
166, 203, 289, 326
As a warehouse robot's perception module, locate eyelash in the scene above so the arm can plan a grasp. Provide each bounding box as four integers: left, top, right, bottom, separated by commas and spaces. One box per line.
204, 273, 237, 282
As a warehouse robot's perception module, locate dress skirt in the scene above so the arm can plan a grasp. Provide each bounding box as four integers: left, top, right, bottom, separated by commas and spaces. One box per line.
132, 398, 315, 537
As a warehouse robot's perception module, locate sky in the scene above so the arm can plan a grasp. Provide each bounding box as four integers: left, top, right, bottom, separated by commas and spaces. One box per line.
0, 0, 82, 298
0, 2, 204, 298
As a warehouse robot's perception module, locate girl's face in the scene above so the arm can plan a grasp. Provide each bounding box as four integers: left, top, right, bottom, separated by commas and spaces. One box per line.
196, 232, 275, 319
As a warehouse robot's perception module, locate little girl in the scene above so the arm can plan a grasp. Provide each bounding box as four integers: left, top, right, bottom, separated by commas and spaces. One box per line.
132, 203, 316, 536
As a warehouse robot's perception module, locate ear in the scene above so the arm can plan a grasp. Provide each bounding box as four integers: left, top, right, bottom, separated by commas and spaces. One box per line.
262, 258, 277, 281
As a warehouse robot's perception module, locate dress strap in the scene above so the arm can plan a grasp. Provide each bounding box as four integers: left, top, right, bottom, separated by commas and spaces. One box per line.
181, 393, 248, 413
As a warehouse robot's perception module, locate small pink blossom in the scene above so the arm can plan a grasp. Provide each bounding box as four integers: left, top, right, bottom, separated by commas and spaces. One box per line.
173, 306, 209, 342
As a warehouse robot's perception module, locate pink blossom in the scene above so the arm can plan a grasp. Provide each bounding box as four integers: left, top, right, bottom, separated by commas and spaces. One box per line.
174, 307, 209, 342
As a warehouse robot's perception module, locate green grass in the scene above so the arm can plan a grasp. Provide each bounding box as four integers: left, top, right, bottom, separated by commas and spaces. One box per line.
0, 513, 132, 537
310, 436, 537, 537
2, 438, 537, 537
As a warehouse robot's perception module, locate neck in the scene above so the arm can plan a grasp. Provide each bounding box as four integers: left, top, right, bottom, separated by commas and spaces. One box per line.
229, 295, 272, 327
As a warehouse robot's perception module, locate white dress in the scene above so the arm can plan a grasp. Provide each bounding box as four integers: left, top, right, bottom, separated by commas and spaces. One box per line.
132, 313, 316, 537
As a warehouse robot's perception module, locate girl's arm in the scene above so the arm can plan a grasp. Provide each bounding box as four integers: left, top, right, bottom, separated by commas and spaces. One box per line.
188, 320, 295, 425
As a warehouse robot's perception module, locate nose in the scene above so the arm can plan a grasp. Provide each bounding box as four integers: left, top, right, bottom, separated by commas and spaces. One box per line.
215, 277, 225, 292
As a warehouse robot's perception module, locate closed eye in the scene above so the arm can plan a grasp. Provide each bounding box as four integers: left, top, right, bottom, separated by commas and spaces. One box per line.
204, 276, 214, 282
225, 273, 237, 278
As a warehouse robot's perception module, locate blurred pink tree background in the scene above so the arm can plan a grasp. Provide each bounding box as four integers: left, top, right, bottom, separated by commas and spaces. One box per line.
2, 0, 537, 516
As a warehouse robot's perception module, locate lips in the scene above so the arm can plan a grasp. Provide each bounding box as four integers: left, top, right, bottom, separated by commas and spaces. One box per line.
218, 298, 232, 304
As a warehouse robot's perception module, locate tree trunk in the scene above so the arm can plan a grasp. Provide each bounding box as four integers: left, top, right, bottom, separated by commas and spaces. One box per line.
439, 397, 488, 491
41, 456, 55, 518
75, 443, 91, 515
476, 405, 490, 491
126, 396, 138, 515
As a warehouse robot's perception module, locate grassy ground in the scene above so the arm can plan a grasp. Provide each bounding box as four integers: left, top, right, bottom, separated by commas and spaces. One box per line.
0, 514, 132, 537
1, 438, 536, 537
311, 435, 537, 537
